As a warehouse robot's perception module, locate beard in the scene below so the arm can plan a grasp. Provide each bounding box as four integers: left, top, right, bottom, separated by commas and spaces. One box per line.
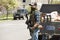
31, 7, 36, 11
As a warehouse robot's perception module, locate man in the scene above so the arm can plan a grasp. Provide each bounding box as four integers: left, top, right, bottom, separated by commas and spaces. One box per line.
29, 3, 43, 40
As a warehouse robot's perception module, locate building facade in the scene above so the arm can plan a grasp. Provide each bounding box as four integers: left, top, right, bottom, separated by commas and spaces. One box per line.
18, 0, 48, 5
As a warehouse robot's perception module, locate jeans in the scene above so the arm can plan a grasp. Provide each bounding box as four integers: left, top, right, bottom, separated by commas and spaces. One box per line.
32, 28, 40, 40
29, 28, 33, 38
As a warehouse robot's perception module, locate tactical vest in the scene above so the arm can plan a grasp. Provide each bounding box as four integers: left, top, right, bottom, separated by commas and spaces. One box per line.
29, 11, 36, 27
30, 13, 51, 27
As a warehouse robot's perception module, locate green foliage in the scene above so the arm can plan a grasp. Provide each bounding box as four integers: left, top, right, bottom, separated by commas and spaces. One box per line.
25, 5, 31, 12
51, 0, 60, 4
0, 13, 13, 20
0, 0, 20, 10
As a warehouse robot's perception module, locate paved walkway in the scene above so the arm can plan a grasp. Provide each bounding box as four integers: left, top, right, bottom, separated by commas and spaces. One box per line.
0, 20, 31, 40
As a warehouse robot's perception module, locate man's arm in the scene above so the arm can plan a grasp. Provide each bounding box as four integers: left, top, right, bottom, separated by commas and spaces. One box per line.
31, 23, 39, 30
31, 11, 43, 30
31, 23, 43, 30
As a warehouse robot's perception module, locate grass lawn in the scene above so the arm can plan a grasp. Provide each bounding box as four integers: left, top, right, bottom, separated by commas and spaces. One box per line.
0, 13, 13, 22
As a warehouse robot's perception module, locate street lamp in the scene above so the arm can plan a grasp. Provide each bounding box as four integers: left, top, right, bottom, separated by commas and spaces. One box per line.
23, 0, 26, 8
23, 0, 26, 3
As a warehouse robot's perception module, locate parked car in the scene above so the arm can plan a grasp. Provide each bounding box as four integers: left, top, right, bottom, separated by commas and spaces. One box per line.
13, 9, 28, 20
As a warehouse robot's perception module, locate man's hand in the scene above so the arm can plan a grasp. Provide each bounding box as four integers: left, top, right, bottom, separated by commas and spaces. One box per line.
29, 27, 34, 31
38, 25, 43, 28
30, 23, 39, 30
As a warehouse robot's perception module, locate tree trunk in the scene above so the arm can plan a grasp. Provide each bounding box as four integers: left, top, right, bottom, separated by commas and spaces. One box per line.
48, 0, 50, 4
51, 0, 53, 4
6, 10, 8, 20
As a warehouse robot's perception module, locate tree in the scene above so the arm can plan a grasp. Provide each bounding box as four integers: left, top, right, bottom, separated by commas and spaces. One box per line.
50, 0, 60, 4
0, 0, 20, 19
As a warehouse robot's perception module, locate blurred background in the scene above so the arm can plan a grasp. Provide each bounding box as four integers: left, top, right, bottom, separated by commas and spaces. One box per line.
0, 0, 60, 21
